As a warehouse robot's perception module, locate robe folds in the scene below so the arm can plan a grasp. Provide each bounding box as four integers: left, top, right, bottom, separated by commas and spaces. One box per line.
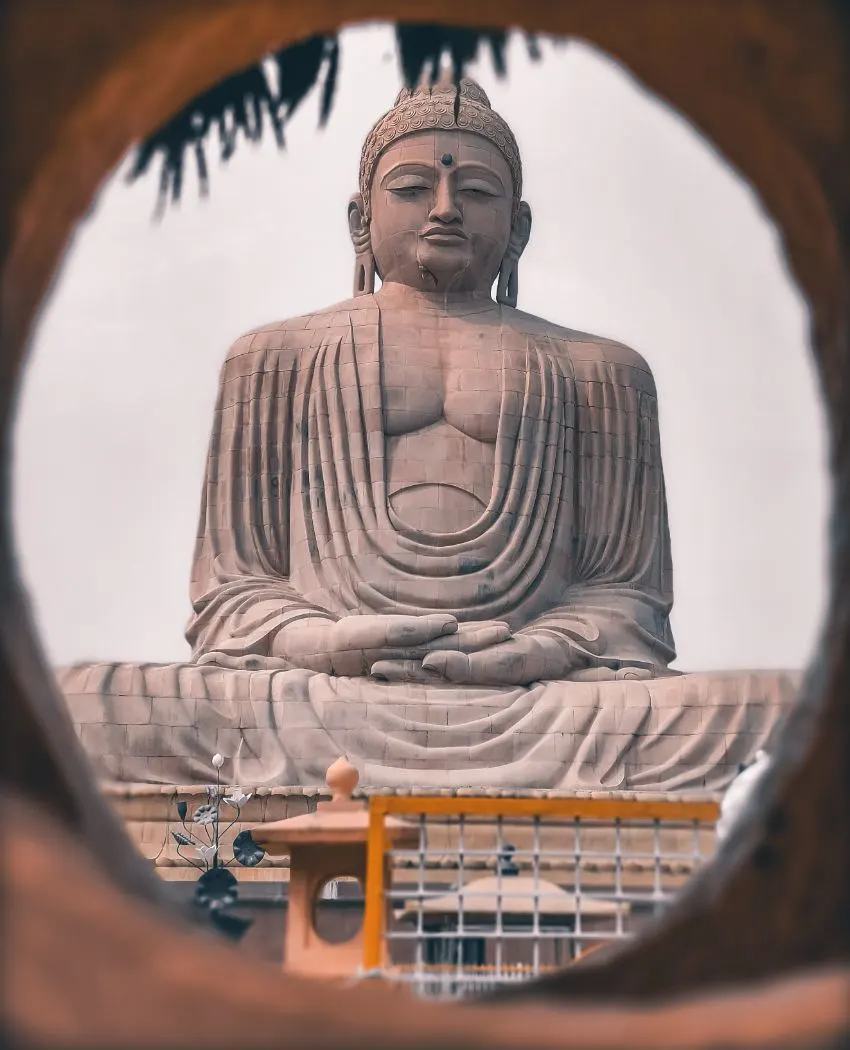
187, 293, 676, 678
61, 296, 795, 792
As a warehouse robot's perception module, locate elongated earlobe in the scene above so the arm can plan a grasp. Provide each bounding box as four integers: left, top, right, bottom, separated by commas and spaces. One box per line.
496, 258, 519, 308
497, 201, 532, 308
348, 194, 375, 297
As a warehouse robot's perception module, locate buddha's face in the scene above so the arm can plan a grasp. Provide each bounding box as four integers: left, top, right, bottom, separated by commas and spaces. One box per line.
367, 129, 516, 294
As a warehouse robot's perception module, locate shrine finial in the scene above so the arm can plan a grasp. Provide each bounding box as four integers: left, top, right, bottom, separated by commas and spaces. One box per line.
326, 755, 359, 802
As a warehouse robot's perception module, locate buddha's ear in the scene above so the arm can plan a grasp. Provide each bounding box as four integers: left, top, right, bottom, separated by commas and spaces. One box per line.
348, 194, 375, 297
509, 201, 533, 259
497, 202, 532, 308
348, 193, 369, 245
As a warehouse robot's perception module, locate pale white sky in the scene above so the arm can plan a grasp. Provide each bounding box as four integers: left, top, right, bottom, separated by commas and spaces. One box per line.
12, 26, 829, 672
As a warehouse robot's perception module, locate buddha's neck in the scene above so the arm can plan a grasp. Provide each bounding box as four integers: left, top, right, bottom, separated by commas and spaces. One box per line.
375, 282, 498, 317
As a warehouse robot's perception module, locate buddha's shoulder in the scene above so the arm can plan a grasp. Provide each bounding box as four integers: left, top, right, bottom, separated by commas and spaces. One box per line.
502, 306, 656, 389
224, 296, 376, 361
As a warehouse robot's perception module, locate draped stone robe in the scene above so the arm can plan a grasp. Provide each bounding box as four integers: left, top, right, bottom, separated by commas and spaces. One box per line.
187, 294, 676, 676
60, 294, 796, 790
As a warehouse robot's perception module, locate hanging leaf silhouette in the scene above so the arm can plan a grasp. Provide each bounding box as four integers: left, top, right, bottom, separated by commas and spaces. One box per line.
128, 25, 540, 214
395, 24, 508, 85
394, 25, 511, 121
127, 35, 339, 216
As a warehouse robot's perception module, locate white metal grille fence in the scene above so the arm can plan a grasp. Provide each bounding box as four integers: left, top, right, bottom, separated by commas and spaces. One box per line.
362, 798, 718, 1000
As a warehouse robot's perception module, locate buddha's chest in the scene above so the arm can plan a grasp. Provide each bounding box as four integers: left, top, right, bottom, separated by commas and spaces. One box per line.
380, 321, 514, 442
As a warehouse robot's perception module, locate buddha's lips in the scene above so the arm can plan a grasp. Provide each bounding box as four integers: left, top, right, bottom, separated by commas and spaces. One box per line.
422, 228, 467, 244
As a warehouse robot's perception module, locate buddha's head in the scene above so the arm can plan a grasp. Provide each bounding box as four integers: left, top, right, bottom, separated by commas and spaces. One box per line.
350, 73, 532, 303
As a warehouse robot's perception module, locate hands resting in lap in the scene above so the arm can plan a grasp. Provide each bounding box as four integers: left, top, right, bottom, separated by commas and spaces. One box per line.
275, 614, 653, 686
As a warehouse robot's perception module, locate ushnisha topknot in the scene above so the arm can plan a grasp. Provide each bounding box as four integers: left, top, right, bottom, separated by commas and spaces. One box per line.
358, 71, 523, 221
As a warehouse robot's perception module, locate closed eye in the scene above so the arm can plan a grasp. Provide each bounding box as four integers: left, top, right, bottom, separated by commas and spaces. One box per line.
386, 176, 432, 198
461, 186, 498, 198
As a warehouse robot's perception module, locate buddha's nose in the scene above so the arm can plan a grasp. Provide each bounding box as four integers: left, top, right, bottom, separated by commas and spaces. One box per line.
429, 181, 461, 224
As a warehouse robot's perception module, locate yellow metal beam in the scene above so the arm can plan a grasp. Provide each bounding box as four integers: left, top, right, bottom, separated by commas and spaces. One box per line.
362, 803, 388, 971
369, 796, 719, 823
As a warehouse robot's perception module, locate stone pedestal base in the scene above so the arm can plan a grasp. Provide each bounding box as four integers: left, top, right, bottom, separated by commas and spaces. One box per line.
58, 663, 798, 792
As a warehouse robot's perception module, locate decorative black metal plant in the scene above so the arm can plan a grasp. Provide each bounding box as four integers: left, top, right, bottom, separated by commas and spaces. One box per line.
171, 753, 266, 940
127, 24, 543, 215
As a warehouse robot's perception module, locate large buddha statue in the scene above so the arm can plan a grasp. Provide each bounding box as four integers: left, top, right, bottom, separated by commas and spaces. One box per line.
59, 75, 797, 791
189, 74, 675, 685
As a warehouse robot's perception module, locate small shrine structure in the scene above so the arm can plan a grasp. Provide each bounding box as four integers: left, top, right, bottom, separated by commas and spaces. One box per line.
250, 756, 417, 979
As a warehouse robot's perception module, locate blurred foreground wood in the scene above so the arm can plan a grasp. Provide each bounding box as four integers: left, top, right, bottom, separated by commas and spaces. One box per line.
2, 0, 849, 1045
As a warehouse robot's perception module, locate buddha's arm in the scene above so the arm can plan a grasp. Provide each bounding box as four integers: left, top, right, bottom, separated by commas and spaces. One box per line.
186, 330, 336, 667
520, 348, 676, 677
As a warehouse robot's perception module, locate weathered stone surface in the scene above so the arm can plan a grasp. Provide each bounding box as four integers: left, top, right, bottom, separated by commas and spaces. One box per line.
60, 662, 796, 790
55, 73, 801, 793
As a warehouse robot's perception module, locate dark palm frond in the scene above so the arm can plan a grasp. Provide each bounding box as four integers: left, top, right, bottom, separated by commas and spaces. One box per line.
525, 34, 543, 62
128, 25, 541, 215
489, 34, 509, 77
271, 34, 335, 124
394, 25, 511, 122
126, 34, 338, 216
318, 37, 341, 126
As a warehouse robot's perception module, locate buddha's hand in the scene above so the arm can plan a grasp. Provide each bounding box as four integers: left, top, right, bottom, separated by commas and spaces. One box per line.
567, 666, 654, 682
369, 620, 514, 682
274, 614, 510, 678
420, 631, 576, 686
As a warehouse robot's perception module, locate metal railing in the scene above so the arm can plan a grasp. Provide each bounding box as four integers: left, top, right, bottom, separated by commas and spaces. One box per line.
362, 796, 719, 999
